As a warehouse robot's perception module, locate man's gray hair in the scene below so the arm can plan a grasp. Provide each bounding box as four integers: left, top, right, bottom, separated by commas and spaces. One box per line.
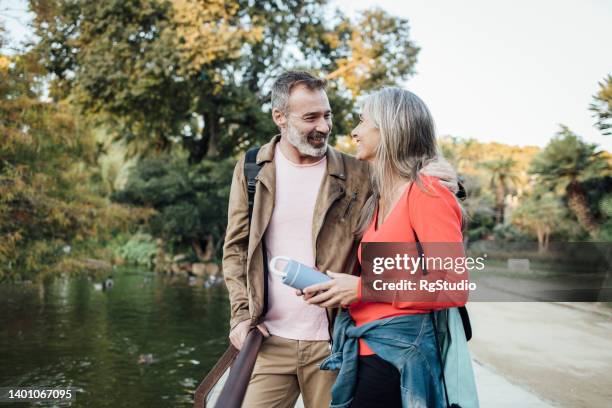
271, 71, 327, 113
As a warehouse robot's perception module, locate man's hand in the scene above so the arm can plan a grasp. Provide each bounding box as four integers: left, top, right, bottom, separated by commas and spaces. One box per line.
297, 271, 359, 308
421, 156, 458, 194
229, 319, 270, 350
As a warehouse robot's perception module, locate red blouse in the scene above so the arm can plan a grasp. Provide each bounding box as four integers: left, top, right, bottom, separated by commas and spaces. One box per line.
350, 175, 465, 355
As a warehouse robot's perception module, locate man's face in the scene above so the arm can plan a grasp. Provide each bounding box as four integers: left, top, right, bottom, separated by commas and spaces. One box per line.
275, 84, 332, 157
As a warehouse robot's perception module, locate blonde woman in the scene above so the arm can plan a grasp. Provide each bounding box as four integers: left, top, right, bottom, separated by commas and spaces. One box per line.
302, 87, 467, 408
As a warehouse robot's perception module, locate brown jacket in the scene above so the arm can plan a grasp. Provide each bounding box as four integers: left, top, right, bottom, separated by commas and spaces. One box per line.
222, 135, 371, 333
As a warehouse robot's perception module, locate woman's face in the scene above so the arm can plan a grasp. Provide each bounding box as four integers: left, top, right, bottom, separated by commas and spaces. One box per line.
351, 112, 380, 163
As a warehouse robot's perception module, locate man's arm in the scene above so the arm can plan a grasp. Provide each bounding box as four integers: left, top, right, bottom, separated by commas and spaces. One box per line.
222, 155, 251, 330
421, 155, 459, 193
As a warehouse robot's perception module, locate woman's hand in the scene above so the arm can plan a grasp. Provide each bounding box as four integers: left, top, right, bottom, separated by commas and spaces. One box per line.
296, 271, 359, 308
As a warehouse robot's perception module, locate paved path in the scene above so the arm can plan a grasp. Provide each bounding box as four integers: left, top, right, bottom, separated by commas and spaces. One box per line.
468, 302, 612, 408
473, 359, 556, 407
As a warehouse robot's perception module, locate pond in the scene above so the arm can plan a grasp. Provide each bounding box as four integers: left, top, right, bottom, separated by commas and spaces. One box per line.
0, 268, 229, 407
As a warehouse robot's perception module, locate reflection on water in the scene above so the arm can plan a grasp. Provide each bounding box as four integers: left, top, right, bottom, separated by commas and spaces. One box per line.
0, 268, 229, 407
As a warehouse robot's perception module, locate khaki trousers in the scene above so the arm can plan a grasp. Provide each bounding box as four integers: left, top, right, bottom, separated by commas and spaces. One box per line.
241, 335, 337, 408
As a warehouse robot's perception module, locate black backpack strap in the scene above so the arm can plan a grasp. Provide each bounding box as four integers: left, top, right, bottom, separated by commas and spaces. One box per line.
456, 180, 467, 201
243, 146, 269, 315
458, 303, 472, 341
244, 147, 262, 223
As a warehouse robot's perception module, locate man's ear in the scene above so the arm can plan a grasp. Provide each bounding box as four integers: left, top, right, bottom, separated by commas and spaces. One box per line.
272, 108, 287, 129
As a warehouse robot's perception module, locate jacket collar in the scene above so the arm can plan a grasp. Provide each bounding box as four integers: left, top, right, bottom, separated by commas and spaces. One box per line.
256, 134, 346, 180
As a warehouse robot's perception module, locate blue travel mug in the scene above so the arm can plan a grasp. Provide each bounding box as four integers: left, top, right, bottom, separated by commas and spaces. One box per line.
269, 256, 331, 291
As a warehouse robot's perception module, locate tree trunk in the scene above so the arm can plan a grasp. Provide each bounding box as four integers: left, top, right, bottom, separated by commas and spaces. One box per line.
536, 228, 545, 253
191, 235, 215, 262
185, 110, 220, 163
205, 111, 219, 158
191, 239, 206, 261
566, 180, 598, 234
185, 123, 207, 164
202, 234, 215, 261
495, 180, 505, 225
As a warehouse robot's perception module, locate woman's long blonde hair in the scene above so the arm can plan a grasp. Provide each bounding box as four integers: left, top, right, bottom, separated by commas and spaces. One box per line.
356, 87, 439, 235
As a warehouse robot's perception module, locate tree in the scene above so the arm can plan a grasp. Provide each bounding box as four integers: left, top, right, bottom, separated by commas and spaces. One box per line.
596, 193, 612, 241
0, 43, 148, 281
530, 126, 610, 235
590, 74, 611, 136
512, 192, 565, 252
477, 157, 519, 225
28, 0, 421, 258
112, 153, 234, 261
437, 136, 540, 241
31, 0, 420, 161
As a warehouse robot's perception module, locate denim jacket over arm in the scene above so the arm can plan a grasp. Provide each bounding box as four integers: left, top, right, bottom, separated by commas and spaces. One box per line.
319, 310, 446, 408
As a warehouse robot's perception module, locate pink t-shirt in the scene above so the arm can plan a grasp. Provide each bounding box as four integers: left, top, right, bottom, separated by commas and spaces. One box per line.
263, 144, 330, 341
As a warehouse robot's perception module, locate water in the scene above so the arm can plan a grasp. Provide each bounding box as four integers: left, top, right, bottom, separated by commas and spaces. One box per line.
0, 268, 230, 407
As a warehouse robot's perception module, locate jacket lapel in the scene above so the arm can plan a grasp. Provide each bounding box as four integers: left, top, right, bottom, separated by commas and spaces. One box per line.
312, 147, 347, 260
247, 136, 278, 260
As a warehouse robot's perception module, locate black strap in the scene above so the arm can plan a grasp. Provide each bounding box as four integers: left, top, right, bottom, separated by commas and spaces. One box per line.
458, 304, 472, 341
244, 146, 269, 315
244, 147, 261, 222
456, 180, 467, 201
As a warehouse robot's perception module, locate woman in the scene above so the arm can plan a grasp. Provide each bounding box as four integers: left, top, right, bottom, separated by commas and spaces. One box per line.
300, 87, 468, 408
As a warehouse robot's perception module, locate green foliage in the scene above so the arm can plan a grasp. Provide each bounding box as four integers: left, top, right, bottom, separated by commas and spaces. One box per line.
511, 191, 566, 248
477, 157, 519, 224
492, 224, 530, 243
596, 194, 612, 241
529, 126, 611, 235
439, 138, 537, 240
530, 126, 609, 191
0, 44, 151, 281
116, 233, 158, 268
440, 133, 610, 243
590, 74, 611, 136
112, 152, 234, 257
31, 0, 420, 161
461, 174, 497, 241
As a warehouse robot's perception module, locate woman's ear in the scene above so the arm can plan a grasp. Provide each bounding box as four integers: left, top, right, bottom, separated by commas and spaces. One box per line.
272, 108, 287, 130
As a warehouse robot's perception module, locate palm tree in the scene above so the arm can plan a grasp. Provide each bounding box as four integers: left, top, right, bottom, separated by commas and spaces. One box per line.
478, 157, 519, 225
590, 74, 611, 136
530, 126, 610, 235
512, 192, 564, 252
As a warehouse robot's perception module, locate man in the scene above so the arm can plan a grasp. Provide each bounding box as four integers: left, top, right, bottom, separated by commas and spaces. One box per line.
223, 71, 457, 407
223, 71, 367, 408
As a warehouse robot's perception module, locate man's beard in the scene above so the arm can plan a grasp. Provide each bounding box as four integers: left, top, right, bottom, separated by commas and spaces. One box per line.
284, 121, 329, 157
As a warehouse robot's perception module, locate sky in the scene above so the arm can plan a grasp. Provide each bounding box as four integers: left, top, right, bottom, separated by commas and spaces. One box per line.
333, 0, 612, 151
1, 0, 611, 151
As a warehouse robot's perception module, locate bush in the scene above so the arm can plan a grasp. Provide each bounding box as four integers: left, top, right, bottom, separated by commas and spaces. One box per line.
493, 224, 531, 242
116, 233, 158, 269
